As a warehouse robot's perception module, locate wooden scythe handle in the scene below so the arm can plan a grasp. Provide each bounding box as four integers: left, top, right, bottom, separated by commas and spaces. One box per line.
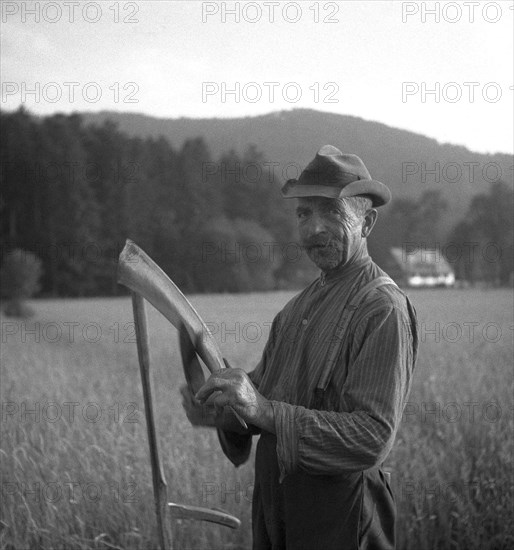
131, 293, 172, 550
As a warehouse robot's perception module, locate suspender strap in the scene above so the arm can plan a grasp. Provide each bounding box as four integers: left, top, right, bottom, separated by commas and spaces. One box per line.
315, 276, 398, 394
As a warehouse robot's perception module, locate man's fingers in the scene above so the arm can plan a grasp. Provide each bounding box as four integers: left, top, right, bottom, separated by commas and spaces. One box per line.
195, 377, 233, 402
204, 391, 220, 406
212, 392, 231, 410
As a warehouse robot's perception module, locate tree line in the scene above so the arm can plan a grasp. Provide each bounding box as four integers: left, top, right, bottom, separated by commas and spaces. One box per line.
1, 108, 512, 297
384, 185, 513, 285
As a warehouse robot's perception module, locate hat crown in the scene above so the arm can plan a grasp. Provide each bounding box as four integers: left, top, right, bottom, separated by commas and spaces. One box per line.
318, 144, 343, 156
304, 146, 372, 184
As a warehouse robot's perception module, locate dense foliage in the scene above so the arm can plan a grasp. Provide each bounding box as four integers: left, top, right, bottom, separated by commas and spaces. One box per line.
1, 108, 512, 296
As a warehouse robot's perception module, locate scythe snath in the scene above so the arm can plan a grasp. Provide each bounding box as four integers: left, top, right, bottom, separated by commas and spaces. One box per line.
118, 240, 241, 550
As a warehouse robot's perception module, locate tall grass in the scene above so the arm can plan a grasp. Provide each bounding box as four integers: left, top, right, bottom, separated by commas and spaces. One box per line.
1, 290, 512, 549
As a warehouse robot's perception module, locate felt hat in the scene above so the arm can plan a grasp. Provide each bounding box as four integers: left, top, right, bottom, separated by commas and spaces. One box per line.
281, 145, 391, 207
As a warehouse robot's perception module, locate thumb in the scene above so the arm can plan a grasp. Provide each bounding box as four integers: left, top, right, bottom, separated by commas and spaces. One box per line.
223, 357, 232, 369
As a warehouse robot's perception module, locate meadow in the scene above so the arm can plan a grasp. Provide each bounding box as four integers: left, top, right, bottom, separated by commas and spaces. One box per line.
1, 289, 513, 550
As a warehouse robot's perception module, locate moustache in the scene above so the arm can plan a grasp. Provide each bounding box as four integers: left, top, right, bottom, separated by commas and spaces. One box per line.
301, 238, 339, 251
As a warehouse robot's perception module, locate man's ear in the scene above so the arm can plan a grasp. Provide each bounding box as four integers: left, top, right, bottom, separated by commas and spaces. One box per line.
362, 209, 377, 238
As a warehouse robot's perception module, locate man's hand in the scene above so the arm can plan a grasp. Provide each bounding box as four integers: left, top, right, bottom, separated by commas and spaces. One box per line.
180, 383, 255, 434
195, 361, 275, 434
180, 385, 217, 428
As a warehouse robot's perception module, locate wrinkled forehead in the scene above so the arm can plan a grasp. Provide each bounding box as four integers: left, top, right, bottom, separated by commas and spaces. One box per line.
296, 196, 344, 209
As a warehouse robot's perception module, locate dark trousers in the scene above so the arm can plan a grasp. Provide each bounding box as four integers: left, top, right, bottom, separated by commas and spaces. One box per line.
252, 434, 395, 550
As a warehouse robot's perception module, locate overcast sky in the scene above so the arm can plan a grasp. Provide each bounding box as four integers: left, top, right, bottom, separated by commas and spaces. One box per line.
1, 1, 513, 153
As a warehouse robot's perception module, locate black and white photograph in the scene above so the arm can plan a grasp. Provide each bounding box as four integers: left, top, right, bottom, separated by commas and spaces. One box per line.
1, 1, 513, 549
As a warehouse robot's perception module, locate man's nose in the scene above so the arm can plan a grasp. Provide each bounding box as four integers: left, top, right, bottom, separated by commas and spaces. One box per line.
304, 212, 327, 236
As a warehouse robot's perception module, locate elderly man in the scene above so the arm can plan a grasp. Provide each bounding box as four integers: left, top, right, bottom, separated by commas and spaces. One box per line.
181, 145, 418, 549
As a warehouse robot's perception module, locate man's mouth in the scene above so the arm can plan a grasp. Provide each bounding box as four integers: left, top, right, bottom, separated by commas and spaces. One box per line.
303, 238, 329, 247
306, 242, 332, 251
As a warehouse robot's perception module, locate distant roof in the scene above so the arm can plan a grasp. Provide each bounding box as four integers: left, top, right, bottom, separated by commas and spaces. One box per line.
391, 247, 454, 276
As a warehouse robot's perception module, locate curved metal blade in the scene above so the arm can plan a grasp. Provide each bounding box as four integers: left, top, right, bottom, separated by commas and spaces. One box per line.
118, 240, 248, 429
178, 323, 206, 395
117, 239, 224, 374
168, 503, 241, 529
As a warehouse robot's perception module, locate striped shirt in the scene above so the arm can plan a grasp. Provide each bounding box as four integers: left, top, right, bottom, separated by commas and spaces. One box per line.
221, 252, 418, 480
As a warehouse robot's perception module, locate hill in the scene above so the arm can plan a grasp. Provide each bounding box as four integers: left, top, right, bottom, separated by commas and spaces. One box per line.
81, 108, 513, 230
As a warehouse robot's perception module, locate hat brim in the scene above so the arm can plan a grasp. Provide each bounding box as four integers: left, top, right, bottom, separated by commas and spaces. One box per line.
281, 178, 391, 207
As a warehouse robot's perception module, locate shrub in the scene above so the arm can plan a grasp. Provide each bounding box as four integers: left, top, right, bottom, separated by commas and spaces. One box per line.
0, 248, 43, 317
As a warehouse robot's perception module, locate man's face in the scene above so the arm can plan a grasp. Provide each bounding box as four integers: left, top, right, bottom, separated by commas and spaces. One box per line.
296, 196, 365, 271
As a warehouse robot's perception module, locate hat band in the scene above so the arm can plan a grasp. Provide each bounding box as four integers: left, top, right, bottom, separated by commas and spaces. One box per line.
299, 169, 363, 187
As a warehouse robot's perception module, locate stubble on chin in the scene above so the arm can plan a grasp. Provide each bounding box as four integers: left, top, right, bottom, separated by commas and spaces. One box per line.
307, 246, 343, 272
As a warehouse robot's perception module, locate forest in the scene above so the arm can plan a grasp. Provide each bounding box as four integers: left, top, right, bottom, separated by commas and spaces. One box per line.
1, 107, 512, 296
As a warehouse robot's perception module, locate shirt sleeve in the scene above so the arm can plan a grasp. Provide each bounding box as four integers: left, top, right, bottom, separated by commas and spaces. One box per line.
217, 311, 282, 466
272, 301, 417, 481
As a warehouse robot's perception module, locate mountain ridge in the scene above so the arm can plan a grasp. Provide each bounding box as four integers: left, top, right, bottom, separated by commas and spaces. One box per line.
81, 108, 513, 231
